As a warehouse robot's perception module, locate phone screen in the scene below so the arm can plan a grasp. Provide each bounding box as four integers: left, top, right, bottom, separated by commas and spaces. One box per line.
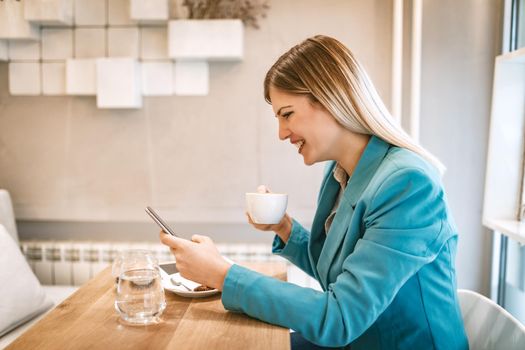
159, 262, 178, 275
145, 206, 178, 237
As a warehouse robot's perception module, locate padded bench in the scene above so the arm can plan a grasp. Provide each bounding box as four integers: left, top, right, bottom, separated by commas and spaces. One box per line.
0, 190, 78, 349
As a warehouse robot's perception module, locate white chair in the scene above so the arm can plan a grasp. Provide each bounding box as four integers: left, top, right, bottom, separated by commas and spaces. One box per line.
458, 289, 525, 350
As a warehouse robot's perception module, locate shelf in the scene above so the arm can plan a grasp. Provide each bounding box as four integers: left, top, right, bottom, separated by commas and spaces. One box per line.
96, 58, 142, 109
168, 19, 243, 61
483, 218, 525, 245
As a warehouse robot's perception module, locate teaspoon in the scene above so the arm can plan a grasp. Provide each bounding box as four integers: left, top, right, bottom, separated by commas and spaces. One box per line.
170, 276, 193, 291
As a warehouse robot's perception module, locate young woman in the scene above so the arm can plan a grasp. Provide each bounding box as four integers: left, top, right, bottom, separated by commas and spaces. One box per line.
160, 35, 468, 350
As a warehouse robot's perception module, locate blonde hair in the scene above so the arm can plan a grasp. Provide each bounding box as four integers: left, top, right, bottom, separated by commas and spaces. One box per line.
264, 35, 445, 175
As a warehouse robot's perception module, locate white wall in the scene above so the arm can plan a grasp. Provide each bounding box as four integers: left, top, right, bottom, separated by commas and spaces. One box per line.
419, 0, 503, 293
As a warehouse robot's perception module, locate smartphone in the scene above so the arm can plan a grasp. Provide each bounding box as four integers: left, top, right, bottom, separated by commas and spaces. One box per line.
158, 261, 179, 287
159, 261, 178, 276
145, 206, 178, 237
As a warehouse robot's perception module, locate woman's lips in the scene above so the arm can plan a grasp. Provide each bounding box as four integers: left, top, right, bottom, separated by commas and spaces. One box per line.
294, 140, 305, 153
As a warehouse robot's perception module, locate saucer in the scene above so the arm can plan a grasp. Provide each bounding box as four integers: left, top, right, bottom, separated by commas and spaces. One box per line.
162, 273, 220, 298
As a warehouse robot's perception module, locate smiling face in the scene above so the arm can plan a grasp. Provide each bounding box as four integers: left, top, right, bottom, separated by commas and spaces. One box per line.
269, 87, 347, 165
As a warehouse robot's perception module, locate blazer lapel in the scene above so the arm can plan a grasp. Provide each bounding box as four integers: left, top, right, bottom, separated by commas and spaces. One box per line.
313, 136, 391, 288
307, 161, 339, 281
316, 196, 354, 288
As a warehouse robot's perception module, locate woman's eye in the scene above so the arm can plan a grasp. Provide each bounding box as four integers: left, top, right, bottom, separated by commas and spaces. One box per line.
282, 112, 293, 119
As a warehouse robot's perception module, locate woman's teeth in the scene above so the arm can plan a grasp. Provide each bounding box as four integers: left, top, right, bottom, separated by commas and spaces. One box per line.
294, 140, 305, 153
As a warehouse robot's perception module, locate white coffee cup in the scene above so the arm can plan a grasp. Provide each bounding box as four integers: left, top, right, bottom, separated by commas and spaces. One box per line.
245, 192, 288, 224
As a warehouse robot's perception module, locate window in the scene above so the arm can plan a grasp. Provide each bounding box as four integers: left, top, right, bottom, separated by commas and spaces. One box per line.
511, 0, 525, 50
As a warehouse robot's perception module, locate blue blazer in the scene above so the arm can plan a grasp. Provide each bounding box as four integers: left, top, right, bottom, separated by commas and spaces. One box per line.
222, 136, 468, 349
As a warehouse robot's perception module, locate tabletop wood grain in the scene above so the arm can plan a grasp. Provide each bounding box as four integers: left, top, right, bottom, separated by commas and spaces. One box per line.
7, 263, 290, 350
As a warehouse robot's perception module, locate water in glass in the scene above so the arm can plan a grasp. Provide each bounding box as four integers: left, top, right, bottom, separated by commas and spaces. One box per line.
114, 251, 166, 325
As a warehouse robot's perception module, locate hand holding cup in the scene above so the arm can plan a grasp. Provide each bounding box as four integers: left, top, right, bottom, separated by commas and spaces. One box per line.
245, 185, 292, 243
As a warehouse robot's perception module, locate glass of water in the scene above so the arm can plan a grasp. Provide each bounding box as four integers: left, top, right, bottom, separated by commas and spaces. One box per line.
112, 249, 155, 284
114, 250, 166, 325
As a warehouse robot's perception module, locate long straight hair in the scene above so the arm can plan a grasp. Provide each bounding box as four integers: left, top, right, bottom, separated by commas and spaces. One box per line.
264, 35, 445, 175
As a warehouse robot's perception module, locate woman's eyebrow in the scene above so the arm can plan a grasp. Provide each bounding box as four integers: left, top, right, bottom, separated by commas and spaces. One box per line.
276, 105, 293, 116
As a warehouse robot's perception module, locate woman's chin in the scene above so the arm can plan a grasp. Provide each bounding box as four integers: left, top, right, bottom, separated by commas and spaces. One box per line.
302, 154, 316, 166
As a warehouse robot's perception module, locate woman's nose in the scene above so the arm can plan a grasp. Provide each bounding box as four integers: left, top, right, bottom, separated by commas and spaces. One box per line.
278, 120, 291, 141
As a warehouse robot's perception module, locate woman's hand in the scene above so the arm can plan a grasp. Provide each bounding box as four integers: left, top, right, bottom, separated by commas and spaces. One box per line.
246, 185, 293, 243
159, 232, 233, 291
246, 212, 293, 243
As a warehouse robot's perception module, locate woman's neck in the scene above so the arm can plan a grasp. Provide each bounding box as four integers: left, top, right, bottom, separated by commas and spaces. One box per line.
335, 133, 371, 177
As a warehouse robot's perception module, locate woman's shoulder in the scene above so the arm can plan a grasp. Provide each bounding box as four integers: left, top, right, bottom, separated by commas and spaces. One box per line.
384, 146, 440, 179
368, 146, 443, 195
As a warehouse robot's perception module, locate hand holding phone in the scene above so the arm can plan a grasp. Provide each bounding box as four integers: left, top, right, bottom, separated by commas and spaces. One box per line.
145, 206, 178, 237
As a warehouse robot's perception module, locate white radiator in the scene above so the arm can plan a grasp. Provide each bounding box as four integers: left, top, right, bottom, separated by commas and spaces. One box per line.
20, 240, 321, 290
18, 240, 317, 288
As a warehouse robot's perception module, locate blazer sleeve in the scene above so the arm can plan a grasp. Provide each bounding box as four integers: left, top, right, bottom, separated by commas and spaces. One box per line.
271, 219, 316, 278
269, 160, 336, 278
221, 167, 454, 347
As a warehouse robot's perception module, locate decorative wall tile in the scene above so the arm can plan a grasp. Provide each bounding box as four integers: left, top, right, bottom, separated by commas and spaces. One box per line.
0, 1, 40, 40
66, 59, 96, 95
24, 0, 74, 26
42, 62, 66, 95
173, 61, 209, 96
0, 40, 7, 61
74, 0, 107, 26
96, 58, 142, 108
130, 0, 168, 23
74, 28, 106, 58
140, 26, 168, 60
108, 27, 139, 58
168, 20, 243, 61
141, 61, 172, 96
8, 62, 41, 95
42, 28, 73, 60
108, 0, 134, 25
8, 39, 41, 61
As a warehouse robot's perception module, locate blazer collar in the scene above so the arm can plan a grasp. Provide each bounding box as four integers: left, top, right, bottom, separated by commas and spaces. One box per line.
345, 135, 391, 206
310, 135, 391, 287
315, 135, 391, 214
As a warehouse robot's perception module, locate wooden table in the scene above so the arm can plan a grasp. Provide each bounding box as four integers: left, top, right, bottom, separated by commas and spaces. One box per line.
7, 263, 290, 350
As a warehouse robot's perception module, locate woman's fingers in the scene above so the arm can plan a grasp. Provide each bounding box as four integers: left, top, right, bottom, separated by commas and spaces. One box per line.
246, 212, 275, 231
246, 212, 254, 224
257, 185, 271, 193
191, 234, 213, 244
159, 231, 187, 250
